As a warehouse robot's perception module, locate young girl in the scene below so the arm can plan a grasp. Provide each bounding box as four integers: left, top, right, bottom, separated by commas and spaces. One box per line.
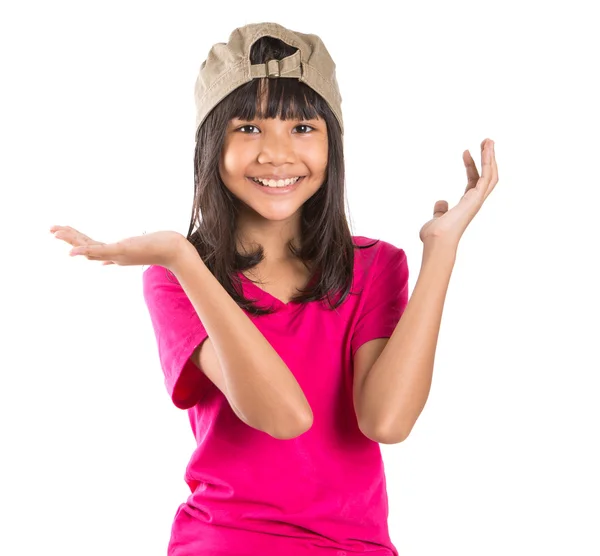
50, 21, 498, 556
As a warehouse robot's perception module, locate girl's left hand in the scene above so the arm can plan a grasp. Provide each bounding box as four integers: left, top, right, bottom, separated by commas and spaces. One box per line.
419, 138, 499, 246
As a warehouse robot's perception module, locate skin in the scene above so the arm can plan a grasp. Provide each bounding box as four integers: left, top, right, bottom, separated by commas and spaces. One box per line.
50, 139, 497, 280
49, 114, 329, 275
50, 138, 499, 444
419, 139, 499, 244
219, 115, 328, 265
355, 138, 499, 443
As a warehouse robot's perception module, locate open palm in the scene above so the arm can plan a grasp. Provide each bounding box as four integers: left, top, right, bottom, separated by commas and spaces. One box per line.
419, 138, 499, 245
50, 225, 187, 269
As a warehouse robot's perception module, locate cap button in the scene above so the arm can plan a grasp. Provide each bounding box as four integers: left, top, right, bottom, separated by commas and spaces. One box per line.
266, 59, 280, 78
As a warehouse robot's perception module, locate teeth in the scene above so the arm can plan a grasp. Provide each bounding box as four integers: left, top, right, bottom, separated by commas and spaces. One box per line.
251, 176, 301, 188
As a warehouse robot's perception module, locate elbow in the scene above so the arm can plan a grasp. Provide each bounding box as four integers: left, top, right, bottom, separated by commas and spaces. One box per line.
232, 398, 313, 440
359, 419, 410, 445
269, 410, 314, 440
375, 429, 409, 445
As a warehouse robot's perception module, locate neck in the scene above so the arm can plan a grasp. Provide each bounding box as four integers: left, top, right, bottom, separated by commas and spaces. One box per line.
236, 212, 302, 263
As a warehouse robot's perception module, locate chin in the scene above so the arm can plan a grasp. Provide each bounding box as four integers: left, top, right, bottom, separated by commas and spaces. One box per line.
254, 206, 302, 221
235, 197, 300, 221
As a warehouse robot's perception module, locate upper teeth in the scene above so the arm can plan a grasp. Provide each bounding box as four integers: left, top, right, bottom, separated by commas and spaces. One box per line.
251, 176, 301, 188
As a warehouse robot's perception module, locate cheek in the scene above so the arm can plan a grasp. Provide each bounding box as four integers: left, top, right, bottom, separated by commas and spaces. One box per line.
220, 142, 250, 176
220, 149, 236, 177
300, 142, 328, 174
219, 147, 253, 198
314, 150, 328, 177
314, 138, 328, 168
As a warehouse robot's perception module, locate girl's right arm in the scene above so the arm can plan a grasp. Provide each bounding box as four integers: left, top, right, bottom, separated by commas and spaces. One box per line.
172, 244, 313, 440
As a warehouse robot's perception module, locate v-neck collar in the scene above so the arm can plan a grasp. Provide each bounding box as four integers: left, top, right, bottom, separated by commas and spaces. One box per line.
238, 271, 299, 312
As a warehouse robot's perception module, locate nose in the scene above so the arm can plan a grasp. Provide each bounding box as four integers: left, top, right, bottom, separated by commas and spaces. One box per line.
257, 132, 296, 166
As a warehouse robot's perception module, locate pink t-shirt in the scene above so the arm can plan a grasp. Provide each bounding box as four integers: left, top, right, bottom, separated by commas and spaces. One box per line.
142, 236, 409, 556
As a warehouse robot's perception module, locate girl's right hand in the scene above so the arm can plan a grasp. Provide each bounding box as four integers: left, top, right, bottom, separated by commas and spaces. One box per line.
50, 225, 190, 270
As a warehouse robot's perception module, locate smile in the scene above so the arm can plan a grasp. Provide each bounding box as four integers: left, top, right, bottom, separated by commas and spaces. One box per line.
250, 176, 303, 188
247, 176, 305, 194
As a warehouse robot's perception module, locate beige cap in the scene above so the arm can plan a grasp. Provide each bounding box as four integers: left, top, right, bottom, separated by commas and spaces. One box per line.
193, 22, 344, 138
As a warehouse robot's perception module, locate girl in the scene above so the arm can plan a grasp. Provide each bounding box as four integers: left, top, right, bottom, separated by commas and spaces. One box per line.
50, 22, 498, 556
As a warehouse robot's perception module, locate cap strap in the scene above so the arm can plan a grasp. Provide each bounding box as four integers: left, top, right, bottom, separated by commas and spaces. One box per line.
250, 50, 303, 79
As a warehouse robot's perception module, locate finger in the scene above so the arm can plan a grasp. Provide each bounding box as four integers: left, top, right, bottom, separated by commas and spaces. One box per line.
433, 200, 448, 218
53, 230, 81, 245
84, 255, 103, 261
55, 233, 103, 250
87, 256, 113, 264
475, 139, 494, 193
463, 150, 480, 195
51, 225, 76, 237
69, 242, 120, 259
52, 225, 98, 245
63, 226, 97, 244
484, 142, 499, 200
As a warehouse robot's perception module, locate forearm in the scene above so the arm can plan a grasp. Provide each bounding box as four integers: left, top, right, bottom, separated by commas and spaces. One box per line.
170, 242, 313, 438
360, 240, 457, 443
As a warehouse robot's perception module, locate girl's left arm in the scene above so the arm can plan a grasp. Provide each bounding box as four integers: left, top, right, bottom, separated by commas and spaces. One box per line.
359, 138, 497, 444
358, 239, 457, 444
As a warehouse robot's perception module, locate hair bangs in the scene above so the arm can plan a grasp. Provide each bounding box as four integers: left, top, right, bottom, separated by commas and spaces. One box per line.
227, 77, 324, 124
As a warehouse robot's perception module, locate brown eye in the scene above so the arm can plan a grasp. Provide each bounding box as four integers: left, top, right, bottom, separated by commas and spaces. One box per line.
236, 124, 315, 134
294, 125, 315, 134
238, 125, 259, 134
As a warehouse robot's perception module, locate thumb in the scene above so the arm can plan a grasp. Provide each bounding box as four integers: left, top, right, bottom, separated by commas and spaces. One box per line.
433, 200, 448, 218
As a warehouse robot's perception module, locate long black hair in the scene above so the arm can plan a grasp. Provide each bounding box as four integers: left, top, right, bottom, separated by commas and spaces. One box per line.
185, 35, 378, 316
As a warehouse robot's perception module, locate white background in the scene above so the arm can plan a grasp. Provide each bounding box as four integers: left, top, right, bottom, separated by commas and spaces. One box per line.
1, 0, 599, 555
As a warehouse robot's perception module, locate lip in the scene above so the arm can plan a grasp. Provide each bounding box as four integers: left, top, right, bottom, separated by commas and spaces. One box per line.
247, 176, 305, 194
250, 175, 304, 180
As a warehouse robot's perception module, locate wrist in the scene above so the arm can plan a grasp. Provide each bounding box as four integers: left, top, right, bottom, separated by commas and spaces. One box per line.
167, 236, 200, 274
422, 236, 458, 263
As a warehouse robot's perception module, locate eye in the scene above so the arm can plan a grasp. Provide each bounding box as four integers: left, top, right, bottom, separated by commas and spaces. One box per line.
236, 124, 316, 134
238, 125, 260, 134
294, 124, 315, 134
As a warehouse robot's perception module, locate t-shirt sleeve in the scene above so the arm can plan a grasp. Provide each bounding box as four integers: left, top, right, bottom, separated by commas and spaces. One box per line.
351, 242, 410, 358
142, 264, 214, 409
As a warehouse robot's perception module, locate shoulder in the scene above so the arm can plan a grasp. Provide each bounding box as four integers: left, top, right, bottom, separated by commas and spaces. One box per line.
351, 235, 406, 274
350, 236, 409, 314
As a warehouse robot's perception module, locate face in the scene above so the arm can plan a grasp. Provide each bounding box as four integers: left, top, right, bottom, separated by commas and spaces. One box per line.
219, 115, 328, 224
